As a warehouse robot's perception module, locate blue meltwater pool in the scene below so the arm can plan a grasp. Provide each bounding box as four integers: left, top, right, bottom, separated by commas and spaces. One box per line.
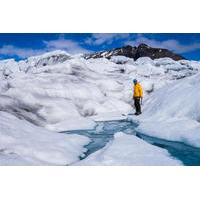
62, 120, 200, 166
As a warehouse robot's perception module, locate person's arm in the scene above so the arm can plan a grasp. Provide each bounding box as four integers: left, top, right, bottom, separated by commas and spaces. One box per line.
139, 85, 143, 98
139, 85, 143, 104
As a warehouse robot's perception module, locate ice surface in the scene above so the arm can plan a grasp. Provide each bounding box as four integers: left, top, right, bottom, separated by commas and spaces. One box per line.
89, 111, 128, 121
0, 53, 199, 131
0, 111, 90, 165
110, 56, 133, 64
46, 117, 96, 132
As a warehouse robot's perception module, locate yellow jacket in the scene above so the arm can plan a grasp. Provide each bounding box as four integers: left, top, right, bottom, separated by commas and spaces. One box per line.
133, 83, 143, 98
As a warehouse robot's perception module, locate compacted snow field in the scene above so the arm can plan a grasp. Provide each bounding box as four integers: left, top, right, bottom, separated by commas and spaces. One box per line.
0, 50, 200, 165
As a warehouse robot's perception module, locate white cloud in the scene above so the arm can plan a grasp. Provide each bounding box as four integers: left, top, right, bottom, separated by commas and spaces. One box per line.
0, 45, 46, 59
44, 38, 91, 54
126, 35, 200, 54
0, 38, 91, 59
1, 34, 200, 60
85, 33, 130, 45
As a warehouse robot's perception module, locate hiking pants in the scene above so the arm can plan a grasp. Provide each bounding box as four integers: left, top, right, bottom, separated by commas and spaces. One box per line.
134, 97, 141, 113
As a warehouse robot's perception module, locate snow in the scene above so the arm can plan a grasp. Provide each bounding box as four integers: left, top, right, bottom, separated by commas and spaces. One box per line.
0, 111, 90, 165
0, 55, 135, 129
26, 50, 71, 68
110, 56, 132, 64
75, 132, 181, 166
89, 111, 128, 122
46, 117, 96, 132
0, 53, 199, 129
136, 119, 200, 147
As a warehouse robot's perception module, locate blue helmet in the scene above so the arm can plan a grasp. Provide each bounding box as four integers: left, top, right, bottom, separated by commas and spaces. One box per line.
133, 79, 137, 84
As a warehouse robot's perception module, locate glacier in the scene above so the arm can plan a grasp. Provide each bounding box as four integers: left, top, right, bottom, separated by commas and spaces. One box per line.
0, 50, 200, 165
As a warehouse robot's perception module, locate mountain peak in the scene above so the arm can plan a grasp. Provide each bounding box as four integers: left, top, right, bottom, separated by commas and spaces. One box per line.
26, 50, 72, 67
137, 43, 149, 48
86, 44, 185, 61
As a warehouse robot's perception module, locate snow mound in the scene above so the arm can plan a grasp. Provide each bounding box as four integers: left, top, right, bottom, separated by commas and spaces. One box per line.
26, 50, 72, 68
0, 111, 90, 165
110, 56, 132, 64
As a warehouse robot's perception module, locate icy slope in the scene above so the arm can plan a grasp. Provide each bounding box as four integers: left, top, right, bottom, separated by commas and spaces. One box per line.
0, 111, 90, 165
131, 72, 200, 147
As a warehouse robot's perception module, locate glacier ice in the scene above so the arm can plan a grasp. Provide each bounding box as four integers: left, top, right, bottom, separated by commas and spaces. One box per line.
0, 51, 200, 165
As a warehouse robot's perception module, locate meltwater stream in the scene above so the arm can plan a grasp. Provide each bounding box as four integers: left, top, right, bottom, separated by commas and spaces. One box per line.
63, 120, 200, 166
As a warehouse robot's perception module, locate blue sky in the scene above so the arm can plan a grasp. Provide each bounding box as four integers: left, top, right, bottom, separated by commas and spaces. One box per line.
0, 33, 200, 60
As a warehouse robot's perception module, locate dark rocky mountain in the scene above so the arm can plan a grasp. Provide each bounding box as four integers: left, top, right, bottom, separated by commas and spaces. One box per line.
85, 43, 185, 61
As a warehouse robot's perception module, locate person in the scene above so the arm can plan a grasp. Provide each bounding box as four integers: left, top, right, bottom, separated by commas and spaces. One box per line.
133, 79, 143, 115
